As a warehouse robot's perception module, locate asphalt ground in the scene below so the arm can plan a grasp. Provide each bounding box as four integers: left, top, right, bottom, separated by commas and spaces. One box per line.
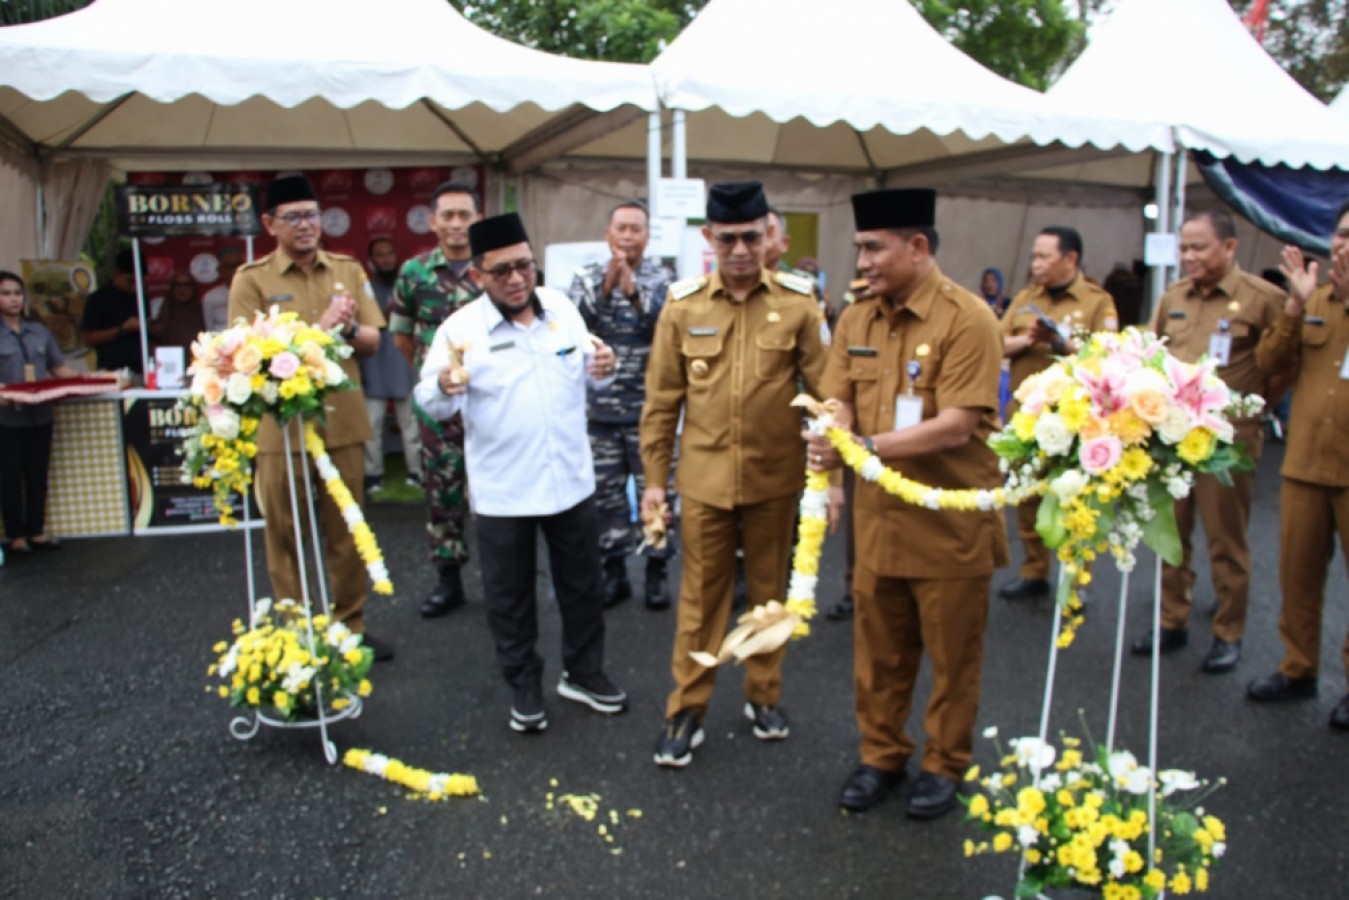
2, 442, 1346, 899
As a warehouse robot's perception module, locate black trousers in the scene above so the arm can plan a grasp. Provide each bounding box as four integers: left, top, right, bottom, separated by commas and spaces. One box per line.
475, 495, 607, 689
0, 422, 54, 541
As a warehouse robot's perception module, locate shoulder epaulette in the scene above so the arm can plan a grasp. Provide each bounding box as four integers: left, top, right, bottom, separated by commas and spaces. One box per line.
326, 250, 359, 264
236, 257, 269, 272
669, 276, 707, 301
774, 271, 814, 296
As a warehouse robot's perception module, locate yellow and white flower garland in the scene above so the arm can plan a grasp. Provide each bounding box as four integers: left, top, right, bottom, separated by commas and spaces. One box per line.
303, 422, 393, 595
784, 469, 829, 636
342, 748, 480, 800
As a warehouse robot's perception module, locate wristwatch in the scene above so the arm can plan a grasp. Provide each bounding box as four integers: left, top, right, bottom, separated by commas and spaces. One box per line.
861, 435, 876, 455
343, 322, 359, 341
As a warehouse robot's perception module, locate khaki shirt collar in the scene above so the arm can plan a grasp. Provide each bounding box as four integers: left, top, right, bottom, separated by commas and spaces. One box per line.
1189, 264, 1242, 300
269, 246, 336, 276
1039, 270, 1089, 304
877, 263, 943, 323
708, 266, 772, 301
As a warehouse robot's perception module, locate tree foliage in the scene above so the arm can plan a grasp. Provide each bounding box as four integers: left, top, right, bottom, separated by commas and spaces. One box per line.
916, 0, 1087, 89
0, 0, 90, 25
1228, 0, 1348, 101
447, 0, 698, 63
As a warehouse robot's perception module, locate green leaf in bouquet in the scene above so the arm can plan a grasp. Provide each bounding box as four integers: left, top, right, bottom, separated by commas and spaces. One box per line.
1036, 492, 1067, 549
1141, 479, 1182, 565
1014, 876, 1043, 899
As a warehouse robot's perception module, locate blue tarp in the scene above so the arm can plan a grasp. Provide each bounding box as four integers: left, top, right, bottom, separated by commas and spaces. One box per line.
1195, 150, 1349, 255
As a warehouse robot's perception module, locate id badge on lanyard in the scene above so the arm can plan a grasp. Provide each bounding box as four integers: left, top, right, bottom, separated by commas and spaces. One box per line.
1208, 318, 1232, 366
894, 359, 923, 430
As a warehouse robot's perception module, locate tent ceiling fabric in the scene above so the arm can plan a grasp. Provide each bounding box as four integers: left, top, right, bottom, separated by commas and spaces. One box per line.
650, 0, 1173, 165
1050, 0, 1349, 171
0, 0, 653, 169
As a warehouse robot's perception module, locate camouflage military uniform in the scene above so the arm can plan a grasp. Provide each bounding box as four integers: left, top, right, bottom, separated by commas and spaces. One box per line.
567, 256, 677, 562
390, 248, 480, 566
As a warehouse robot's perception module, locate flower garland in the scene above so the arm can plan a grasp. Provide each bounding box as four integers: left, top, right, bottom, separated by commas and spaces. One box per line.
343, 748, 480, 800
303, 423, 393, 595
783, 468, 829, 636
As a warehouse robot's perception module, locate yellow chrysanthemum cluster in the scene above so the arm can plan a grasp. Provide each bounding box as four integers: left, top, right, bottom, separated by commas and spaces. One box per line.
343, 748, 479, 801
963, 730, 1226, 898
208, 602, 373, 721
191, 416, 260, 526
783, 469, 830, 638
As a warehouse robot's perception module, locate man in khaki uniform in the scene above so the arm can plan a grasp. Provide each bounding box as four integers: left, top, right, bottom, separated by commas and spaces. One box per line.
641, 181, 828, 767
999, 227, 1118, 602
1133, 209, 1284, 674
806, 188, 1007, 819
228, 174, 391, 659
1248, 198, 1349, 730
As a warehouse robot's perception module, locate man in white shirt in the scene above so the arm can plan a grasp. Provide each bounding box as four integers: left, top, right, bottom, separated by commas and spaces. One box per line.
414, 212, 627, 735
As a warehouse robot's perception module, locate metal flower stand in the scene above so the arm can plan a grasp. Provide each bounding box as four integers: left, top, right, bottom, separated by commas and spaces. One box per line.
227, 416, 363, 764
1017, 557, 1167, 900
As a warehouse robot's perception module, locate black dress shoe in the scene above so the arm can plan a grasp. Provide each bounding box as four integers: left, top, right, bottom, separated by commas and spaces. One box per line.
998, 577, 1050, 601
361, 633, 394, 662
644, 560, 670, 611
1246, 671, 1318, 702
906, 771, 959, 820
1201, 638, 1241, 673
1330, 695, 1349, 731
826, 595, 854, 620
420, 564, 466, 618
839, 764, 905, 811
1130, 627, 1188, 657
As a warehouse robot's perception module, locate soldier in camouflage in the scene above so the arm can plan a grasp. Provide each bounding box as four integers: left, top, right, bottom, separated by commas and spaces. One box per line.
567, 200, 677, 610
390, 181, 481, 618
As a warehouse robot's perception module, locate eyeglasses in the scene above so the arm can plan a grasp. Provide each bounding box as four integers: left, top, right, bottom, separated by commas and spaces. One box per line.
711, 229, 764, 248
275, 210, 321, 226
483, 259, 536, 281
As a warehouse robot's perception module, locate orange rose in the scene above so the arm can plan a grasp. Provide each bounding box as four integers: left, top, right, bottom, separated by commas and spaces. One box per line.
232, 342, 263, 376
1128, 388, 1169, 424
1079, 416, 1111, 442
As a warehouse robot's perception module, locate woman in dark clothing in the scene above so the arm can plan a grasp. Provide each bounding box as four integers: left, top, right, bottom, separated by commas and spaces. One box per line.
150, 271, 207, 350
0, 270, 77, 553
979, 266, 1011, 317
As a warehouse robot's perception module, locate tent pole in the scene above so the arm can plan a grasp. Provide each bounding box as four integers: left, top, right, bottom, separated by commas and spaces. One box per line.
131, 237, 151, 381
1149, 149, 1173, 317
672, 109, 687, 180
647, 110, 663, 216
1172, 149, 1188, 243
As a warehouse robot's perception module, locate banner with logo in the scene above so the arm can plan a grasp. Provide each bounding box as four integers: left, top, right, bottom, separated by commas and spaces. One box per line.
116, 183, 263, 238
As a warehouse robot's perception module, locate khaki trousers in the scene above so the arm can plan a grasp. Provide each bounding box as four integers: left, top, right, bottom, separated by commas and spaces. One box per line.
1161, 421, 1261, 641
665, 493, 796, 719
1277, 478, 1349, 679
255, 442, 368, 632
1015, 498, 1051, 580
854, 564, 991, 781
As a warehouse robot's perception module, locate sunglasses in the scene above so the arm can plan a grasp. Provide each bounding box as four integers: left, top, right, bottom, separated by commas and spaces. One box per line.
275, 210, 321, 226
711, 229, 764, 248
483, 259, 536, 281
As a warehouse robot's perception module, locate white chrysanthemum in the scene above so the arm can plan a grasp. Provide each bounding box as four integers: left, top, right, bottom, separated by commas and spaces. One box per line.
1159, 769, 1200, 796
1011, 736, 1056, 771
1156, 406, 1194, 445
260, 380, 280, 404
1033, 413, 1073, 456
982, 725, 998, 739
860, 457, 885, 482
207, 407, 241, 440
1050, 468, 1089, 503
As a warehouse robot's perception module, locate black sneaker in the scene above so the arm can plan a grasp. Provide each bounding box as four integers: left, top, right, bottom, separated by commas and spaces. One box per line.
744, 701, 789, 740
363, 476, 382, 494
557, 670, 628, 714
510, 681, 548, 734
654, 710, 704, 767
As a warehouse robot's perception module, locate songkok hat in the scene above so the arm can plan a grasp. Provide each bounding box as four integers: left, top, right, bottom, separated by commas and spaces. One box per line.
851, 188, 937, 231
265, 174, 317, 211
469, 212, 530, 257
706, 181, 769, 224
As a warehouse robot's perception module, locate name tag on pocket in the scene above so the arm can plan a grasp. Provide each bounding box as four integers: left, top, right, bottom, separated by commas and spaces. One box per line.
267, 294, 294, 303
688, 327, 718, 336
1208, 333, 1232, 366
847, 346, 878, 357
894, 395, 924, 431
1168, 310, 1186, 319
1306, 316, 1326, 326
490, 341, 515, 352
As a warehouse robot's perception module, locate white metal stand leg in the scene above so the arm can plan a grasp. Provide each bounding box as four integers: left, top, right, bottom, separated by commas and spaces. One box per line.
1106, 570, 1132, 756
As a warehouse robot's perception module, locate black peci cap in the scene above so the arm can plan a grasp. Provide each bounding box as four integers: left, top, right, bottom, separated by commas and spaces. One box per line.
706, 181, 769, 224
469, 212, 530, 257
850, 188, 937, 231
264, 174, 317, 211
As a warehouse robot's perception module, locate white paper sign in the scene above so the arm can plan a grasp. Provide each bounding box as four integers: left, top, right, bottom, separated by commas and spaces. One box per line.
656, 178, 707, 220
543, 241, 609, 294
1144, 233, 1179, 267
647, 217, 684, 259
155, 346, 186, 388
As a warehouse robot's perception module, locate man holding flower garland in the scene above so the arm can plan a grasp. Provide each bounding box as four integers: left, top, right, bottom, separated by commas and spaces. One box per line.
805, 187, 1007, 819
414, 212, 628, 735
1136, 209, 1285, 675
1248, 197, 1349, 730
228, 174, 392, 661
999, 226, 1118, 603
640, 181, 830, 767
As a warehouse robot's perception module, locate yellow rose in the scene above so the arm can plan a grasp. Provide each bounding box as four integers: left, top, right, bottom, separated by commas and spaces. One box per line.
1128, 387, 1170, 424
1177, 428, 1217, 465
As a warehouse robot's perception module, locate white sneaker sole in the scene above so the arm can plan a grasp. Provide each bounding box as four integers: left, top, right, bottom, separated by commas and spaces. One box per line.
744, 702, 789, 740
653, 728, 705, 767
557, 679, 628, 714
509, 710, 548, 733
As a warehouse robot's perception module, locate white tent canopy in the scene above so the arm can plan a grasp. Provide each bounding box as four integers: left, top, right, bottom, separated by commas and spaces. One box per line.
1049, 0, 1349, 171
1334, 85, 1349, 117
640, 0, 1172, 182
0, 0, 654, 173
